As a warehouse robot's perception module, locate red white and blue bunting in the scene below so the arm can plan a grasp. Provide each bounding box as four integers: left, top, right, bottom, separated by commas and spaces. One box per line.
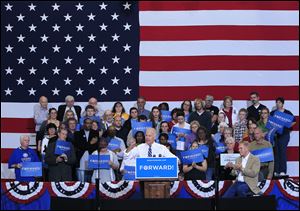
48, 182, 93, 198
183, 180, 232, 198
99, 181, 137, 199
1, 181, 47, 204
170, 181, 183, 197
277, 179, 299, 201
258, 179, 275, 195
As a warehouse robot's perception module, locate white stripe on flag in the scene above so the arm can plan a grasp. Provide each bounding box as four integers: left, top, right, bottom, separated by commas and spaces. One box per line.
139, 10, 299, 26
1, 164, 15, 180
140, 41, 299, 56
287, 161, 300, 177
139, 70, 299, 86
1, 133, 36, 148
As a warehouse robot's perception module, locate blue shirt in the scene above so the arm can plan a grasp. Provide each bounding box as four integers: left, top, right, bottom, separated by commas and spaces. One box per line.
8, 147, 40, 181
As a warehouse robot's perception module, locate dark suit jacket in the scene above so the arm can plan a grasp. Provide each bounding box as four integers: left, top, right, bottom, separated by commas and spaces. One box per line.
45, 141, 76, 182
72, 129, 99, 168
57, 104, 82, 122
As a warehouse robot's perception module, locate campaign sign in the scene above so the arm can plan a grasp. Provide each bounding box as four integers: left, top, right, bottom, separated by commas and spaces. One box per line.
124, 166, 135, 181
199, 145, 209, 158
215, 142, 227, 154
88, 155, 110, 169
273, 111, 294, 128
251, 147, 274, 163
167, 133, 177, 149
266, 116, 284, 134
55, 140, 71, 156
21, 162, 42, 177
172, 127, 191, 137
181, 148, 204, 165
107, 138, 121, 151
135, 157, 178, 179
220, 154, 240, 166
132, 121, 153, 136
265, 128, 277, 145
161, 110, 172, 122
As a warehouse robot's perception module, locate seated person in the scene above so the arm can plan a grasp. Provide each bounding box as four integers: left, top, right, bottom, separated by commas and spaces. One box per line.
219, 137, 238, 181
223, 141, 261, 198
249, 128, 274, 181
183, 141, 207, 180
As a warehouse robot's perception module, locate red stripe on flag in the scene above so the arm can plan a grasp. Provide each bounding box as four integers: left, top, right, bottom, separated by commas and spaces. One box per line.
1, 118, 35, 133
139, 1, 299, 11
292, 116, 299, 131
140, 86, 299, 101
141, 26, 299, 41
287, 147, 300, 161
1, 149, 14, 163
140, 56, 299, 71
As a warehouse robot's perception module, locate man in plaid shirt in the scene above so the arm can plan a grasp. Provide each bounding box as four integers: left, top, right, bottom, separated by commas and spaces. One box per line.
233, 109, 248, 142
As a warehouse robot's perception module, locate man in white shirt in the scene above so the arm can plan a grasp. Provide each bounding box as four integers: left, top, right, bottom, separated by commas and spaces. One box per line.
223, 141, 261, 197
125, 128, 177, 159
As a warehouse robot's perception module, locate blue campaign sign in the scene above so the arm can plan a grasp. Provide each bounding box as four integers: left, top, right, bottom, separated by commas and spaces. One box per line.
88, 154, 110, 169
107, 138, 121, 151
180, 148, 204, 165
215, 142, 227, 154
135, 157, 178, 179
273, 111, 294, 128
199, 145, 209, 158
132, 121, 153, 136
124, 166, 135, 181
21, 162, 42, 177
265, 128, 277, 145
55, 140, 71, 156
161, 110, 172, 122
167, 133, 177, 149
251, 147, 274, 163
172, 127, 191, 137
266, 116, 284, 134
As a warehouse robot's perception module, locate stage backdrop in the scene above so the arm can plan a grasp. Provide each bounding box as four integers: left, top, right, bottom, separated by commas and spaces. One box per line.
1, 1, 299, 179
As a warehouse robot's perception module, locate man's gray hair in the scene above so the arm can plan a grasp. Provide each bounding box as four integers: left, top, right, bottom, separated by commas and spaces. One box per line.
65, 95, 74, 102
20, 135, 30, 143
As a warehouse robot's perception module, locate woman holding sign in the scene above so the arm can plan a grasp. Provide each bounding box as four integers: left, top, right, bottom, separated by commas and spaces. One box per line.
270, 97, 296, 177
183, 141, 207, 180
91, 137, 119, 183
196, 126, 216, 181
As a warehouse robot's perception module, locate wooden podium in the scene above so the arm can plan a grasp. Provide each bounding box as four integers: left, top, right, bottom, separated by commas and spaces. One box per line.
143, 181, 171, 198
135, 157, 178, 199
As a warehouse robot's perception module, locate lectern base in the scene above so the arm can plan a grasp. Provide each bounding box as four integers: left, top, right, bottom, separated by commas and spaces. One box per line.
143, 181, 171, 198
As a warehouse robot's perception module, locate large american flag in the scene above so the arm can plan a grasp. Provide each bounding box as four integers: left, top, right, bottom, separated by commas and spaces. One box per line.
1, 1, 299, 179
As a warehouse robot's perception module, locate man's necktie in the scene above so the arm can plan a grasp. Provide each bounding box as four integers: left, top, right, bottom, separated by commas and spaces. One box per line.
148, 145, 152, 157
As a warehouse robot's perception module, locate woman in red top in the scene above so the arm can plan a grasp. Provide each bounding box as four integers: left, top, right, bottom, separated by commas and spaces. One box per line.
219, 96, 238, 127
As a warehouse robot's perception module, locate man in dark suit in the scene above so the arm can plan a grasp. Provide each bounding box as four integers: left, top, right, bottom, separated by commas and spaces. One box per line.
247, 92, 266, 121
45, 128, 76, 181
57, 95, 82, 122
73, 118, 99, 182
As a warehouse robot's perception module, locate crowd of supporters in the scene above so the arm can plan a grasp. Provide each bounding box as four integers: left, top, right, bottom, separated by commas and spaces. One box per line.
9, 92, 296, 182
